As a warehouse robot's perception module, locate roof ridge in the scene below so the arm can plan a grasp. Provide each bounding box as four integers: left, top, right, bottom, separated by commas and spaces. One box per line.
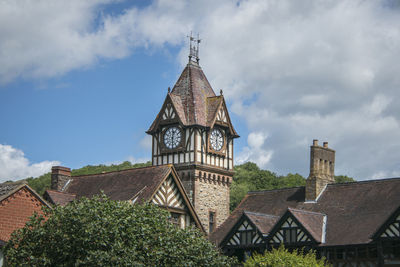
328, 177, 400, 187
288, 208, 326, 216
46, 189, 76, 196
244, 211, 280, 218
207, 95, 223, 99
248, 186, 304, 194
72, 165, 168, 178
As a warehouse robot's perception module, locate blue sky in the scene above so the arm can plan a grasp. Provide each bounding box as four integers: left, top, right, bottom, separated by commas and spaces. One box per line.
1, 0, 400, 181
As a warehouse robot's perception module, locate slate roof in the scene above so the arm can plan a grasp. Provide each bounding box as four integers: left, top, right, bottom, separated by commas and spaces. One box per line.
210, 178, 400, 247
44, 190, 76, 206
206, 96, 223, 126
170, 61, 216, 126
147, 61, 238, 137
0, 181, 24, 200
48, 165, 172, 204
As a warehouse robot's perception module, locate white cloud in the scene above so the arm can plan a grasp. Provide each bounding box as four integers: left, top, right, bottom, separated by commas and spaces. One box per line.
127, 156, 150, 164
3, 0, 400, 180
0, 144, 60, 182
236, 132, 273, 168
0, 0, 189, 84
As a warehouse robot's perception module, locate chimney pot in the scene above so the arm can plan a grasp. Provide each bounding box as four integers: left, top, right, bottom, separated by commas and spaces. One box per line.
313, 139, 319, 146
323, 142, 328, 148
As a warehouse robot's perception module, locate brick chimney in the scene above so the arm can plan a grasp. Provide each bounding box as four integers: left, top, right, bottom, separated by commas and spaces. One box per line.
51, 166, 71, 191
305, 140, 335, 201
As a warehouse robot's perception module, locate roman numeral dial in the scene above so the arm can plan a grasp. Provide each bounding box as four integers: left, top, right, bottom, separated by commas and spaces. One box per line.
210, 128, 224, 151
164, 127, 182, 149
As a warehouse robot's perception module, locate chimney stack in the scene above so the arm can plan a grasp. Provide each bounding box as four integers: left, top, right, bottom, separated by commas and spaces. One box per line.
51, 166, 71, 191
305, 140, 335, 201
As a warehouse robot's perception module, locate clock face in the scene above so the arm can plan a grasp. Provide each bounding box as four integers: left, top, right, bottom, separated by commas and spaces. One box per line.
164, 127, 182, 149
210, 128, 224, 151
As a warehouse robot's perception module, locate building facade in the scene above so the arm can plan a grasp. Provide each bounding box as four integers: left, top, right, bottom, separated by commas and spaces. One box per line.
210, 140, 400, 266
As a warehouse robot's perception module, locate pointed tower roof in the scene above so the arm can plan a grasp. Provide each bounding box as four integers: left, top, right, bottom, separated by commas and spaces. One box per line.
170, 61, 215, 126
147, 61, 238, 137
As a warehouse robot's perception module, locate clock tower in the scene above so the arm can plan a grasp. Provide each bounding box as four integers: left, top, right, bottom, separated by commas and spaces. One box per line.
147, 38, 239, 233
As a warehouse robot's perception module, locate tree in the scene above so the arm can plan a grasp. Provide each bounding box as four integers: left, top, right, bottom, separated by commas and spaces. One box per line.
244, 245, 329, 267
4, 195, 235, 267
335, 175, 355, 183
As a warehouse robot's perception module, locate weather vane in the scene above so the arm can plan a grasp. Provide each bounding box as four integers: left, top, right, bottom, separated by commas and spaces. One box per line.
187, 32, 201, 63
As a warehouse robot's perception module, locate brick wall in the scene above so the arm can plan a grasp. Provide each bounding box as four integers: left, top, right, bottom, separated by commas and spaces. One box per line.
0, 187, 46, 242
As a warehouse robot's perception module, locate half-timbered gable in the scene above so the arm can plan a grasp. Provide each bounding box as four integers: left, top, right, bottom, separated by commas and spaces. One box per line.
220, 211, 278, 262
152, 176, 184, 209
208, 96, 237, 138
46, 165, 204, 232
268, 209, 325, 246
373, 207, 400, 240
223, 212, 275, 248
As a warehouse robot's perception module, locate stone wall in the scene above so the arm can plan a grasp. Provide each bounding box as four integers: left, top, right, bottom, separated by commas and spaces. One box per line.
194, 171, 231, 234
306, 140, 335, 201
51, 166, 71, 191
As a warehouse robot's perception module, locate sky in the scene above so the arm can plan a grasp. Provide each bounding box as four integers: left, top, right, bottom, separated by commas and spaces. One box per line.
1, 0, 400, 182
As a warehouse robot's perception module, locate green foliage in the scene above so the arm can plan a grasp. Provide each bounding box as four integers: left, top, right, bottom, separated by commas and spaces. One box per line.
71, 161, 151, 176
26, 173, 51, 195
230, 162, 306, 211
334, 175, 355, 183
4, 194, 235, 267
25, 161, 151, 196
244, 245, 329, 267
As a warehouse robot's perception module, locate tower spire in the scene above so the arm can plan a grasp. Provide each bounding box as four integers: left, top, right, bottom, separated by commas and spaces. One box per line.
187, 32, 201, 63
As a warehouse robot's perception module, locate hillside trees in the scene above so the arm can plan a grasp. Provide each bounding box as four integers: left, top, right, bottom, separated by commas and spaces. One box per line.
4, 194, 235, 266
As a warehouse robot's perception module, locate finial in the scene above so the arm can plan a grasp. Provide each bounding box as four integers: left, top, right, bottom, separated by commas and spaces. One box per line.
168, 87, 170, 93
187, 32, 201, 63
220, 89, 223, 95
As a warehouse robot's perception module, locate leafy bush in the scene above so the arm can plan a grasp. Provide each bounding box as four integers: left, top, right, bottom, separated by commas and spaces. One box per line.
244, 245, 329, 267
5, 194, 235, 266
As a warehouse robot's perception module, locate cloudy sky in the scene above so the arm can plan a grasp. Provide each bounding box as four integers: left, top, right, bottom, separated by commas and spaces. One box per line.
1, 0, 400, 182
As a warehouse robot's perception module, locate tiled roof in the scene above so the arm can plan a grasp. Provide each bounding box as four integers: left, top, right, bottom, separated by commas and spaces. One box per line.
211, 178, 400, 246
62, 165, 171, 203
0, 181, 24, 199
244, 211, 279, 235
170, 61, 215, 126
44, 190, 76, 206
206, 96, 223, 126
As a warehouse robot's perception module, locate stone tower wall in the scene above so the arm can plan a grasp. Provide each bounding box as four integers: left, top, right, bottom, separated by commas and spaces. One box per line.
194, 170, 231, 233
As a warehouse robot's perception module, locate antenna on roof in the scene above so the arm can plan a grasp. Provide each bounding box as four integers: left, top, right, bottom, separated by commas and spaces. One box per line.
187, 32, 201, 63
